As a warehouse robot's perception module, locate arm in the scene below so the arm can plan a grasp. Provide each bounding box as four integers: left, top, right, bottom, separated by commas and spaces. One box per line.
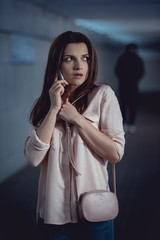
74, 115, 119, 164
24, 79, 68, 167
24, 130, 50, 167
59, 91, 124, 164
36, 79, 68, 144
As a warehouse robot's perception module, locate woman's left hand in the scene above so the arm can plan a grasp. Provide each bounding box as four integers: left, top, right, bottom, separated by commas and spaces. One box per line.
59, 98, 81, 124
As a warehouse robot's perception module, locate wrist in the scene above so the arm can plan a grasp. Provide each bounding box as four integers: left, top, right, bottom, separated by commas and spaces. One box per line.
73, 114, 85, 127
49, 106, 59, 115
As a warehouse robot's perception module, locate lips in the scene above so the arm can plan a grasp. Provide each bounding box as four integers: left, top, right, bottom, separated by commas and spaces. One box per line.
73, 73, 83, 77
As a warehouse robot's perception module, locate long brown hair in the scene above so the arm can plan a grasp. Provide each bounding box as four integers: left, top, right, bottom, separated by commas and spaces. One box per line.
30, 31, 98, 126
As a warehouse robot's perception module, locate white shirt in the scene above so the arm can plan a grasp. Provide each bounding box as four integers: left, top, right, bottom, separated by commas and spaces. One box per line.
24, 85, 125, 225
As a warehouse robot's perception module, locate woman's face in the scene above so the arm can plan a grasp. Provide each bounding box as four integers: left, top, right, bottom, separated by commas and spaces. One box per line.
61, 42, 89, 89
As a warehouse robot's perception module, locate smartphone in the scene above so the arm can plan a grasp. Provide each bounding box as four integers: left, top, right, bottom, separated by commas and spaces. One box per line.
58, 71, 66, 88
58, 71, 64, 80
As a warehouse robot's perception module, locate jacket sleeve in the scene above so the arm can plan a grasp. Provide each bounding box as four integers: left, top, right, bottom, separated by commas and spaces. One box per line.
24, 128, 50, 167
100, 86, 125, 160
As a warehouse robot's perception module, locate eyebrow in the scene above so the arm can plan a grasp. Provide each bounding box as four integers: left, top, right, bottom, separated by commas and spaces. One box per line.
63, 54, 89, 57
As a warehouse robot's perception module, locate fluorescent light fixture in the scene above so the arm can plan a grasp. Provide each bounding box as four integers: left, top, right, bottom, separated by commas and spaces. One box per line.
74, 18, 160, 45
75, 19, 115, 35
74, 19, 139, 44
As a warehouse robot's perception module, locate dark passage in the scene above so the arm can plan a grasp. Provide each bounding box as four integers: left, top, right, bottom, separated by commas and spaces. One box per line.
0, 106, 160, 240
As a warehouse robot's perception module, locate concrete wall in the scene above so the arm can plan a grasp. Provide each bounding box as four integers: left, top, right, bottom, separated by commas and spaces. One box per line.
0, 0, 160, 183
0, 0, 77, 183
139, 60, 160, 92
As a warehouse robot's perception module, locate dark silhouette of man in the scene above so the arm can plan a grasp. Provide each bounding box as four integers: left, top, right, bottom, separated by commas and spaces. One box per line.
115, 43, 144, 133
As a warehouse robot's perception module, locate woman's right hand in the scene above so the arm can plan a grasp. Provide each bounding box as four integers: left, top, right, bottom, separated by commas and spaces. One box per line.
49, 78, 68, 113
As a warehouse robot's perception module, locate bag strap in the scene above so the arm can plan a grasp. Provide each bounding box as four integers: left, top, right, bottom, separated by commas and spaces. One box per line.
112, 163, 117, 194
66, 113, 117, 197
69, 89, 118, 195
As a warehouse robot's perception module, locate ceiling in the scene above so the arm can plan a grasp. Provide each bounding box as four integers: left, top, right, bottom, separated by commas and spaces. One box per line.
21, 0, 160, 53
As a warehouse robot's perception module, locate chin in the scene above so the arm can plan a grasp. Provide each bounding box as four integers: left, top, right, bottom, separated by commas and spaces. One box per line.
70, 80, 85, 87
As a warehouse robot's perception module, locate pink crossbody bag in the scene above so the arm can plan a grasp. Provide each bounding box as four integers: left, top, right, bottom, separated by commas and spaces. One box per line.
77, 164, 119, 222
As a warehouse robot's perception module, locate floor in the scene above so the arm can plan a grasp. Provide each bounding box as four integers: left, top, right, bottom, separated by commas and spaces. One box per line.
0, 108, 160, 240
114, 109, 160, 240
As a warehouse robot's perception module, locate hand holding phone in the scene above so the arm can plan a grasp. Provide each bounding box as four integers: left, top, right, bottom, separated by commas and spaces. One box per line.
58, 71, 67, 88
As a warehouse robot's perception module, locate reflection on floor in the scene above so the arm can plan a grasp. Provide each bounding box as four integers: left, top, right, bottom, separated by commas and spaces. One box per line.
0, 109, 160, 240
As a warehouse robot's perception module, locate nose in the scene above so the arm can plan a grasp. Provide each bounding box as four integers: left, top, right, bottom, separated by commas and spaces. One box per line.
74, 60, 81, 70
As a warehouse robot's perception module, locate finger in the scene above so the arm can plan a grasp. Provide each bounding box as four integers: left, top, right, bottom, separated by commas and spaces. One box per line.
58, 79, 69, 85
50, 78, 68, 89
54, 84, 64, 95
55, 83, 65, 95
49, 83, 61, 93
65, 98, 69, 103
60, 86, 65, 96
54, 83, 65, 96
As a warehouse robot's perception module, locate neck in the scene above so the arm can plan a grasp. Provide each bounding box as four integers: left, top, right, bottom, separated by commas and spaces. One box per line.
62, 85, 77, 102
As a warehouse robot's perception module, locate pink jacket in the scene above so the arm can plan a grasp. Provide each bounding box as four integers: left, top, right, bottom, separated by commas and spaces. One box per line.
24, 85, 125, 224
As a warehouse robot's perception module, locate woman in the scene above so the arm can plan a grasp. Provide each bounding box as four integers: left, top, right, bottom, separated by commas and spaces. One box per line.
24, 31, 125, 240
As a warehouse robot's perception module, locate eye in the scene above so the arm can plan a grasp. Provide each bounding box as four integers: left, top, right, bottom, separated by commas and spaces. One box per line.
64, 56, 72, 62
83, 56, 89, 62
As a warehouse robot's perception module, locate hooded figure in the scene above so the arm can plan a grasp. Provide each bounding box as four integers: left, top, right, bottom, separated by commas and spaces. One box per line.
115, 43, 144, 132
